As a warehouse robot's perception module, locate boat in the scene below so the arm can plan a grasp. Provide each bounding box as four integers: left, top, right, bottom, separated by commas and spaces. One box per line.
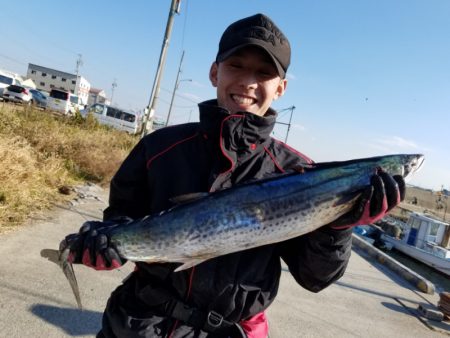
378, 212, 450, 277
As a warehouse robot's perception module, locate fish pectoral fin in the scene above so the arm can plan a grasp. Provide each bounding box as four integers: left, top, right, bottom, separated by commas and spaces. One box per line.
334, 191, 361, 206
169, 192, 209, 205
173, 259, 208, 272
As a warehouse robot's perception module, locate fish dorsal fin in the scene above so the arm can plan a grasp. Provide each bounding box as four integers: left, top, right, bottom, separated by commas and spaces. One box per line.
170, 192, 209, 205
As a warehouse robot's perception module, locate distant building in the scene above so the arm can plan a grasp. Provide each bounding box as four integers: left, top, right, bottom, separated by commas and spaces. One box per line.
26, 63, 90, 105
87, 87, 108, 106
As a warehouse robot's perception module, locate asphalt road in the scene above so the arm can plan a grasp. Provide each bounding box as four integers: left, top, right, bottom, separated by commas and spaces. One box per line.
0, 184, 448, 337
0, 184, 132, 337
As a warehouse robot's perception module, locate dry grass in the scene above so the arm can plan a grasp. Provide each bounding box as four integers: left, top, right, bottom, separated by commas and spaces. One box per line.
0, 103, 138, 230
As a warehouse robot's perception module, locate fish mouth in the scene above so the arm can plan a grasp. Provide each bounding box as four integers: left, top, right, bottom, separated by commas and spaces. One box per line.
403, 154, 425, 182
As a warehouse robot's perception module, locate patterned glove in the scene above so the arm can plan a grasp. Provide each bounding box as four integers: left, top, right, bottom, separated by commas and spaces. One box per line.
330, 170, 405, 230
62, 220, 127, 270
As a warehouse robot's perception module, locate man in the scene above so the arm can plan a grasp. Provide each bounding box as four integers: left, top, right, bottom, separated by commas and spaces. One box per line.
66, 13, 404, 338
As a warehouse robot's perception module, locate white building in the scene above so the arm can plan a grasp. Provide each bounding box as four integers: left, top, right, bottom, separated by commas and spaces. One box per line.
26, 63, 90, 105
87, 87, 109, 106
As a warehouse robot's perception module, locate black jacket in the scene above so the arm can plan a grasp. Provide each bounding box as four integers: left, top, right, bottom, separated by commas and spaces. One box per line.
101, 100, 352, 337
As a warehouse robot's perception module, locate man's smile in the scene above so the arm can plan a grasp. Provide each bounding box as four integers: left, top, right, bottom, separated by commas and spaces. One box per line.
231, 94, 256, 106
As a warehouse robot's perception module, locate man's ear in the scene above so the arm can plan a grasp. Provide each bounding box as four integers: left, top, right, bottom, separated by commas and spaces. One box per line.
273, 78, 287, 100
209, 62, 218, 87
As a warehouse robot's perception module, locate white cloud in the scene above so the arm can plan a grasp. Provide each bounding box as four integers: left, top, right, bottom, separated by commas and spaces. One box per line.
367, 135, 431, 154
377, 136, 419, 149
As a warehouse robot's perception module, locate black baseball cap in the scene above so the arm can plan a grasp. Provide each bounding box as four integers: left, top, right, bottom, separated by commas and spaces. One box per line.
216, 13, 291, 78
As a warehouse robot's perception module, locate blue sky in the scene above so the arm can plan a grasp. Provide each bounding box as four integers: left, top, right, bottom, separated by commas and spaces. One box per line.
1, 0, 449, 191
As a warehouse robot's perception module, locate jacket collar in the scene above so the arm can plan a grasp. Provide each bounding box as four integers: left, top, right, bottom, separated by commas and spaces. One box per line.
198, 99, 277, 151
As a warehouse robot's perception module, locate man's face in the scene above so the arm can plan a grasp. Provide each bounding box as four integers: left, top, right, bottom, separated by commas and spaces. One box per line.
209, 46, 287, 116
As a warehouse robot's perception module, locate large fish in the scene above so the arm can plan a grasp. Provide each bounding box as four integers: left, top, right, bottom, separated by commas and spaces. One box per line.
42, 154, 424, 309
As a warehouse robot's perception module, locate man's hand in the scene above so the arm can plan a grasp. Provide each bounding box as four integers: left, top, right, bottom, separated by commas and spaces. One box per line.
330, 170, 406, 230
62, 220, 126, 270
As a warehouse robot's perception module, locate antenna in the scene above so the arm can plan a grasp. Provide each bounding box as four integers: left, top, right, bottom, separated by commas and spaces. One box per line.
275, 106, 296, 143
111, 78, 117, 105
75, 54, 83, 76
75, 54, 83, 95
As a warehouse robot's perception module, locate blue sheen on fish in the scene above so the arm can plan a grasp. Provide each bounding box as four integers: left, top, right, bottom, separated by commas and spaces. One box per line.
41, 153, 424, 309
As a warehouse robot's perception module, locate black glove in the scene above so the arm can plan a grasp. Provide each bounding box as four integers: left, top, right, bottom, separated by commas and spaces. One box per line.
62, 220, 127, 270
330, 170, 405, 230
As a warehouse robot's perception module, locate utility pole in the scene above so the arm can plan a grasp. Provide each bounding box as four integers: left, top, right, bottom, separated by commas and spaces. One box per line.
111, 78, 117, 105
75, 54, 83, 95
166, 50, 192, 126
141, 0, 182, 137
275, 105, 296, 143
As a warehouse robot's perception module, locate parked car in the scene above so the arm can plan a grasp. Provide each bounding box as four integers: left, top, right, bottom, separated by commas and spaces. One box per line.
29, 89, 47, 109
2, 84, 32, 104
0, 73, 22, 100
81, 103, 140, 134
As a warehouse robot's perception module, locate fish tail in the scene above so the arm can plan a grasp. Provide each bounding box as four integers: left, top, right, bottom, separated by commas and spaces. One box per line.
59, 247, 83, 309
40, 246, 83, 310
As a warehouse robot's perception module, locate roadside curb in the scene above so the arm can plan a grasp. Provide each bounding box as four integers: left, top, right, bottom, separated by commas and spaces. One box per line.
351, 233, 436, 294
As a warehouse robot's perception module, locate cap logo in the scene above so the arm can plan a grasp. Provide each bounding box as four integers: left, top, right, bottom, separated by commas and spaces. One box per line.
258, 16, 288, 46
244, 27, 276, 46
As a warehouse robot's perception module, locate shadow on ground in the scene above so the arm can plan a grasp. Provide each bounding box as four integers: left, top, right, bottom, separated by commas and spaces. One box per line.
31, 304, 102, 336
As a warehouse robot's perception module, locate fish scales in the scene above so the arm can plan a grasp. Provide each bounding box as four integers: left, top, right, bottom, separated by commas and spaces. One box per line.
41, 153, 424, 309
107, 154, 424, 270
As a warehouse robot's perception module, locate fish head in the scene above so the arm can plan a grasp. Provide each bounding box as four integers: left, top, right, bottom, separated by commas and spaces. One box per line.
369, 154, 425, 182
401, 154, 425, 182
373, 154, 424, 182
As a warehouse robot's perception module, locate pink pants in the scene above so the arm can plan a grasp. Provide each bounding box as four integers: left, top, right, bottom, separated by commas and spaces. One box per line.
240, 311, 269, 338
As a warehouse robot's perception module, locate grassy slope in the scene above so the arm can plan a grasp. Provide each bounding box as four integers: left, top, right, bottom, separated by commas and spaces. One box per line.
0, 103, 138, 231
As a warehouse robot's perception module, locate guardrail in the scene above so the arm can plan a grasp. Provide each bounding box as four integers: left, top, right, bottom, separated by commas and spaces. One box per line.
352, 233, 435, 294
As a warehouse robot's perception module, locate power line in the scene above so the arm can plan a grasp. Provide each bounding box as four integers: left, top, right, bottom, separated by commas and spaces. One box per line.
159, 97, 196, 109
180, 0, 189, 50
0, 53, 27, 67
160, 87, 199, 104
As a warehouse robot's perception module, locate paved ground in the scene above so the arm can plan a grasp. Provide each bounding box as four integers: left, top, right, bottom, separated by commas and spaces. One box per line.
0, 184, 448, 337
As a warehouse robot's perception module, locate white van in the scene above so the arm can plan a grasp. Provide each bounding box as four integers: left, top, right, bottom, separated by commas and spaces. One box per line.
69, 94, 84, 113
82, 103, 140, 134
47, 89, 83, 115
47, 89, 71, 114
